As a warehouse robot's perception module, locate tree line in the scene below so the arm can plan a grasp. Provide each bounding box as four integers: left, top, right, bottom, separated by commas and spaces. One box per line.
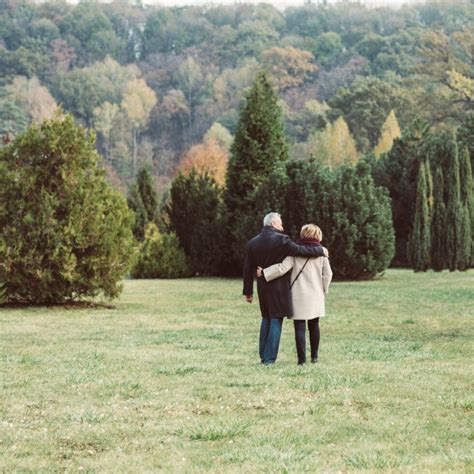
1, 0, 472, 192
0, 70, 472, 305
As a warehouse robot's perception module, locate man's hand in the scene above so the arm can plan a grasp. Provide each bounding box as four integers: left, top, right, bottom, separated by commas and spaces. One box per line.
256, 266, 263, 278
244, 295, 253, 303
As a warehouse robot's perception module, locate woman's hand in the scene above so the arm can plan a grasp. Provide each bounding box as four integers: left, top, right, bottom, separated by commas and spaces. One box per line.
256, 266, 263, 278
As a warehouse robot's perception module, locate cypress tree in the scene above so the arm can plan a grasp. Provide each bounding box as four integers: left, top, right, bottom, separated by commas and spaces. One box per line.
458, 146, 473, 270
224, 72, 288, 271
372, 119, 431, 266
458, 114, 474, 174
445, 138, 463, 271
430, 165, 446, 271
408, 161, 431, 272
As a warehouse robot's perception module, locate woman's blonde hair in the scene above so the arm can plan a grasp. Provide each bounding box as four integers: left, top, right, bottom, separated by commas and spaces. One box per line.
300, 224, 322, 241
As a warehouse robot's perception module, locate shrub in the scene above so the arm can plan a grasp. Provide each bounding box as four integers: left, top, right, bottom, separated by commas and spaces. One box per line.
0, 113, 135, 304
132, 223, 191, 278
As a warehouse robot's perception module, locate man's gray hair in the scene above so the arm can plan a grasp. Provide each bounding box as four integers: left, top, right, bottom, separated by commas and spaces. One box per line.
263, 212, 281, 226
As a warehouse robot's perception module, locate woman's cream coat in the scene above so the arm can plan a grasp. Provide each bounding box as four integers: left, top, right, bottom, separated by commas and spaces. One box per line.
263, 255, 332, 320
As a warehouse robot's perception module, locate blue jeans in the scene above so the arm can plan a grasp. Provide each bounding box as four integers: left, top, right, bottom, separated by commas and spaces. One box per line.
259, 318, 283, 364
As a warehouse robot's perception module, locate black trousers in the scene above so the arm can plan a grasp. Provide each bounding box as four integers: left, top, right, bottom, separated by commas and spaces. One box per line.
293, 318, 320, 364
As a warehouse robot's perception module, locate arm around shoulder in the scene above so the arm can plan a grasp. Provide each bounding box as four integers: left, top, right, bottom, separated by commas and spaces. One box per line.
263, 256, 294, 282
285, 236, 327, 258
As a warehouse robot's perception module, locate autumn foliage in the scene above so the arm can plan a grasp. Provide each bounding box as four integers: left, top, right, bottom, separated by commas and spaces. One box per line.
178, 137, 229, 186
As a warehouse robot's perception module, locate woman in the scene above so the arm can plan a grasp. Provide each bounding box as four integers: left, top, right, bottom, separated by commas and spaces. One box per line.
257, 224, 332, 365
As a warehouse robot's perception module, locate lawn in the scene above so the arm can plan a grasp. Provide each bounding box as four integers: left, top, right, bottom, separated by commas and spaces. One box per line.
1, 269, 473, 472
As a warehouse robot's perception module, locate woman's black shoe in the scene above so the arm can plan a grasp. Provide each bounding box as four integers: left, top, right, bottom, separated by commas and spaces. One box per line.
311, 358, 318, 363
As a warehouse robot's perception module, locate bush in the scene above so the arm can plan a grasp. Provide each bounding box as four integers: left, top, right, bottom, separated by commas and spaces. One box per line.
132, 223, 191, 278
0, 113, 135, 304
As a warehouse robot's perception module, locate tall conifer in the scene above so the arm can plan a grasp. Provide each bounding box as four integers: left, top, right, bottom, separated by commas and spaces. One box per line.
458, 146, 473, 270
430, 165, 446, 271
224, 72, 288, 271
445, 138, 462, 271
408, 160, 431, 272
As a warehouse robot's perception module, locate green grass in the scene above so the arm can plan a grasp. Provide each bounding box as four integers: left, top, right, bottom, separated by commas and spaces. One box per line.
1, 269, 473, 472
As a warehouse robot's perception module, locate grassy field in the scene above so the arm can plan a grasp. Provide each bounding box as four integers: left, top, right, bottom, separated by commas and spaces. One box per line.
1, 269, 473, 472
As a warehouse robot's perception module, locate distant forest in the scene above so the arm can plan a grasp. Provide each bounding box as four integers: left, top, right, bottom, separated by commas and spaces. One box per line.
1, 0, 472, 193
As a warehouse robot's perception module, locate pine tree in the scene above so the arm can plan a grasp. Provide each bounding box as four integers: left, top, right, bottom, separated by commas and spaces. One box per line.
445, 138, 463, 271
408, 161, 431, 272
430, 165, 446, 271
0, 113, 134, 304
458, 146, 473, 270
373, 110, 401, 158
224, 72, 288, 271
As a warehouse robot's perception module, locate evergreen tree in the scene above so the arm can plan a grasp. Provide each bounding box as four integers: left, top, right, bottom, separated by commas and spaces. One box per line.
0, 113, 134, 304
373, 120, 431, 266
458, 146, 473, 270
374, 110, 401, 158
127, 166, 159, 241
458, 114, 474, 173
445, 138, 462, 271
430, 165, 446, 271
408, 160, 431, 272
271, 159, 331, 241
328, 162, 395, 279
127, 185, 147, 241
168, 170, 224, 275
224, 71, 288, 271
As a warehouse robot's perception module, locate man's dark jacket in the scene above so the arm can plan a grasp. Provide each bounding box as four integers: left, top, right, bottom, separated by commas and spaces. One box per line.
243, 226, 326, 318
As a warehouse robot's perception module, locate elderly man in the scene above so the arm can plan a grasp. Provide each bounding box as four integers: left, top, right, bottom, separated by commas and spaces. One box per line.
243, 212, 328, 365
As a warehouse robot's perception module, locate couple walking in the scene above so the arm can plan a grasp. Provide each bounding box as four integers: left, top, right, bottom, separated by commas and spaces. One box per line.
243, 212, 332, 365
